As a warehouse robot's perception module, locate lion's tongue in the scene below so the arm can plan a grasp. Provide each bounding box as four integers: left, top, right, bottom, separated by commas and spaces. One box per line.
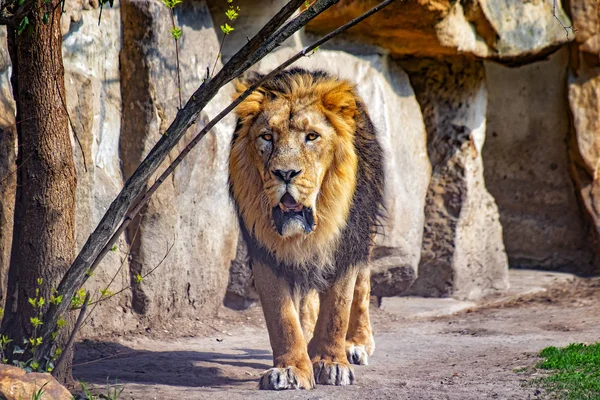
280, 193, 302, 212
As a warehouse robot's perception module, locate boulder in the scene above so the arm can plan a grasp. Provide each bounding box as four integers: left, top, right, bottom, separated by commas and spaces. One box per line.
402, 57, 509, 300
483, 48, 596, 272
0, 364, 72, 400
306, 0, 572, 63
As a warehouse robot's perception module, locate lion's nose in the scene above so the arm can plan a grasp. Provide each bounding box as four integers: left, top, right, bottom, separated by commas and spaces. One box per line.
273, 169, 302, 183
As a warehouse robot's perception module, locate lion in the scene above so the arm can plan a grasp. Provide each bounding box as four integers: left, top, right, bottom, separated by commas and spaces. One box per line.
228, 68, 384, 390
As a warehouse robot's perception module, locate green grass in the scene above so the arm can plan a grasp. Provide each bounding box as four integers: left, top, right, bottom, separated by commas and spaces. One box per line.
535, 343, 600, 400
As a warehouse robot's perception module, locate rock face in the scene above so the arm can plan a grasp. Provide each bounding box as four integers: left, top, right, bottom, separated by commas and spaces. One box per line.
567, 0, 600, 256
483, 48, 596, 272
306, 0, 572, 62
403, 57, 509, 300
0, 364, 72, 400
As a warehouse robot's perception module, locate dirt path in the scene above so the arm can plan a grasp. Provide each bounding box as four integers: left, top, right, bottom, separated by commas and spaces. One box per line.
73, 276, 600, 400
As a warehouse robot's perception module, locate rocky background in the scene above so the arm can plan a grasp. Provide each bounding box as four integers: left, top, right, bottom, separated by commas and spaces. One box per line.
0, 0, 598, 336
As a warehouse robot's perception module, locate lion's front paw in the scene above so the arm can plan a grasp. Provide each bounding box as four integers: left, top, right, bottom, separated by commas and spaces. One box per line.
346, 335, 375, 365
259, 366, 315, 390
346, 343, 370, 365
312, 360, 355, 385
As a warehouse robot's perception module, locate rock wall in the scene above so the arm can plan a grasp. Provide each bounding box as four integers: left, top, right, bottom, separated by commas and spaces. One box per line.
483, 48, 596, 273
0, 0, 596, 334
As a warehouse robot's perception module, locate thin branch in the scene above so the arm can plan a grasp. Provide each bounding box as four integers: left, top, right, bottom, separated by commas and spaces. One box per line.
77, 222, 142, 329
37, 0, 336, 359
211, 33, 227, 79
169, 8, 183, 109
0, 152, 32, 186
85, 239, 174, 310
553, 0, 576, 39
51, 292, 89, 376
55, 79, 88, 173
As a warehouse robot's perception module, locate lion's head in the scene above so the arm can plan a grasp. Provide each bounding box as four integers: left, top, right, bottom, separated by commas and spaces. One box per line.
229, 69, 363, 265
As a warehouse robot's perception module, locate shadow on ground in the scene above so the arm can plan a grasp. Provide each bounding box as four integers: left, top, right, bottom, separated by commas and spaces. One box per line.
73, 340, 271, 388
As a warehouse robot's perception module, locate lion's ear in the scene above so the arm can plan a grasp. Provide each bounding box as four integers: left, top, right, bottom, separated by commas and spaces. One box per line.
321, 82, 357, 120
233, 71, 267, 120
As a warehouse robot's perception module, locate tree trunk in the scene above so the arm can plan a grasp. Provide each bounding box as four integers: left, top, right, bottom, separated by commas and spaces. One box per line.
0, 3, 76, 383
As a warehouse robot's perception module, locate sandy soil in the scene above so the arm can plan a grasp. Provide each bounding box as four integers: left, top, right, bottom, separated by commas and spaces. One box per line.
73, 277, 600, 400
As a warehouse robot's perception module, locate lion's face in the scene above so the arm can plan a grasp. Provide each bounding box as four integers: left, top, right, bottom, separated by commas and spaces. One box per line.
247, 97, 338, 237
229, 69, 360, 264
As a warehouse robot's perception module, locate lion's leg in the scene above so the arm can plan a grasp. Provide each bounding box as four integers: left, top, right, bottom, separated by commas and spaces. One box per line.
299, 289, 319, 343
346, 265, 375, 365
308, 269, 358, 385
252, 262, 314, 390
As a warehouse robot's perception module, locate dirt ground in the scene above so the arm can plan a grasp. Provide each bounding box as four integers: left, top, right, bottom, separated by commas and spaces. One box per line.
73, 275, 600, 400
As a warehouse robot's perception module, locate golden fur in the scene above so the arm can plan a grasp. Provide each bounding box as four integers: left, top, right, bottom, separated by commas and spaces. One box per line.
228, 68, 384, 390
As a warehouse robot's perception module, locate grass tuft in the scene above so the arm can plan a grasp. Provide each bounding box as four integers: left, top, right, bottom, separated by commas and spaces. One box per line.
535, 343, 600, 399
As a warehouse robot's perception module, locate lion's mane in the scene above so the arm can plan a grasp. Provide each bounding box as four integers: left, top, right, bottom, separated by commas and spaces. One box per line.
228, 68, 384, 292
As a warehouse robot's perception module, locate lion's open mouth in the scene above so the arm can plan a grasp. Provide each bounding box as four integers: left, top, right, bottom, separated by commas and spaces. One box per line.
272, 193, 315, 235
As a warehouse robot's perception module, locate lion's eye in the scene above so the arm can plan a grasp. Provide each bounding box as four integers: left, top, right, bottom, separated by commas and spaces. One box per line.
260, 133, 273, 142
306, 132, 319, 141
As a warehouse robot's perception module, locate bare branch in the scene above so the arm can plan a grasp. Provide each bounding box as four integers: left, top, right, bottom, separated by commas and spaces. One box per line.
553, 0, 576, 39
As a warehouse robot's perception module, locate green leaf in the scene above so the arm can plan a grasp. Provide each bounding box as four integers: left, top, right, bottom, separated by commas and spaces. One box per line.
52, 348, 62, 360
110, 245, 118, 252
17, 16, 29, 35
30, 317, 43, 328
135, 274, 143, 284
42, 13, 49, 24
0, 335, 12, 347
171, 27, 182, 40
37, 278, 43, 286
220, 23, 234, 35
225, 7, 238, 21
